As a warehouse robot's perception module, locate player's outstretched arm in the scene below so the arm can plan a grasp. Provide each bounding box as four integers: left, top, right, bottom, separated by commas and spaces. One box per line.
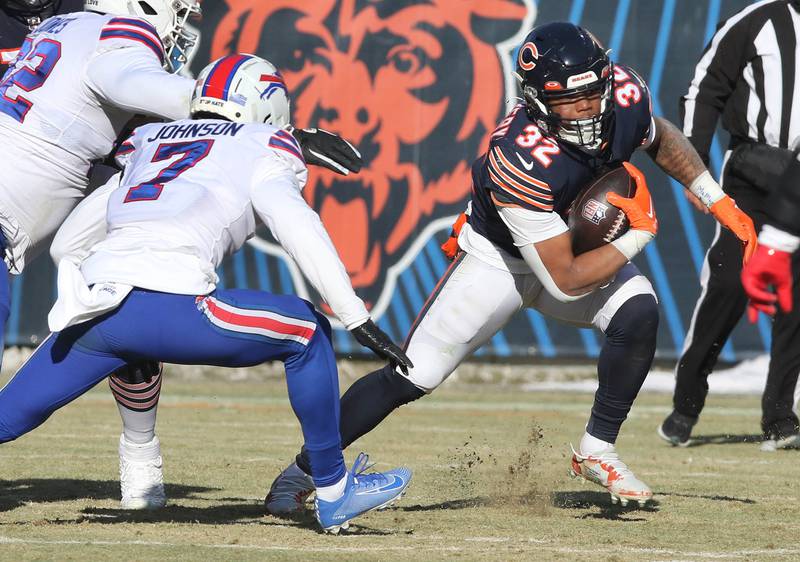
252, 172, 412, 371
85, 47, 194, 121
645, 116, 757, 264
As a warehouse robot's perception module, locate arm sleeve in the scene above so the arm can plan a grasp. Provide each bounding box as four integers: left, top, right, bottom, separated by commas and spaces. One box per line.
497, 204, 568, 245
50, 172, 119, 265
497, 205, 585, 303
679, 11, 752, 164
85, 46, 194, 120
251, 165, 369, 329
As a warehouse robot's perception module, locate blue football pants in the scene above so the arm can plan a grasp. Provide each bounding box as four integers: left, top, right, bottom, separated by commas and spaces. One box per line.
0, 288, 345, 487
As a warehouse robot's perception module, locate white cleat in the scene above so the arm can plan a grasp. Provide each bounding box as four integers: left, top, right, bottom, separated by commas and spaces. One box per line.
569, 445, 652, 507
119, 434, 166, 510
265, 462, 315, 516
761, 433, 800, 452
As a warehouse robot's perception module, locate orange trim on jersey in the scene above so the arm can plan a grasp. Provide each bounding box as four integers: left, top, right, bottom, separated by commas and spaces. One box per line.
488, 149, 553, 201
487, 166, 553, 211
492, 146, 551, 191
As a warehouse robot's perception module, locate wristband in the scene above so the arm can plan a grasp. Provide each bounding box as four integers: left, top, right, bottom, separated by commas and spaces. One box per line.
688, 170, 725, 207
759, 224, 800, 253
611, 229, 655, 260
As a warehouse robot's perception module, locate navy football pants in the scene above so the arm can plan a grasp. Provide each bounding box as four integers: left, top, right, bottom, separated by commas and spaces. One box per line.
0, 288, 345, 487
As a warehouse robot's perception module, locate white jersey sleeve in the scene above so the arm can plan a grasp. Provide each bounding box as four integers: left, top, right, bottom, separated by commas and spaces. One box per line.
251, 156, 369, 329
86, 17, 192, 120
497, 205, 569, 245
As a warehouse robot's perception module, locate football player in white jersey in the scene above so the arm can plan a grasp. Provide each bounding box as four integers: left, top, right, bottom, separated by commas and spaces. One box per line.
0, 53, 413, 534
0, 0, 364, 510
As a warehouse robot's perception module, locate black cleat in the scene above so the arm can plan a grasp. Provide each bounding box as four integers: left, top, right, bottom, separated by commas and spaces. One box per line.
658, 411, 697, 447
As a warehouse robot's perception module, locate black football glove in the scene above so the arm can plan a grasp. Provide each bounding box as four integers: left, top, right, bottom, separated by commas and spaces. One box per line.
110, 360, 162, 385
350, 319, 414, 374
291, 127, 363, 175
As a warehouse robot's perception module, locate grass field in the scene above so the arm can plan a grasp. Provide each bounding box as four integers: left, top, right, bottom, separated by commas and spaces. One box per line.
1, 367, 799, 561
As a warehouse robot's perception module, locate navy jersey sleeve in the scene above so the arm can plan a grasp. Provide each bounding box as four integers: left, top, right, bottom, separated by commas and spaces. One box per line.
485, 136, 555, 213
613, 64, 654, 150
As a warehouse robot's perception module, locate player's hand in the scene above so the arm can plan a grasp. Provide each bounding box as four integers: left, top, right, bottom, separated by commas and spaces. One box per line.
684, 188, 709, 214
350, 319, 414, 374
741, 244, 793, 322
709, 196, 757, 265
441, 211, 468, 260
607, 162, 658, 235
291, 127, 363, 175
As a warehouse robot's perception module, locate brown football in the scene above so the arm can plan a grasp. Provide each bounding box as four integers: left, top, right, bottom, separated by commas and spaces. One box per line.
567, 166, 635, 255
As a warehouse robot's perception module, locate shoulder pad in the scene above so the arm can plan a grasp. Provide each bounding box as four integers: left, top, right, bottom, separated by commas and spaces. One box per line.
99, 16, 165, 65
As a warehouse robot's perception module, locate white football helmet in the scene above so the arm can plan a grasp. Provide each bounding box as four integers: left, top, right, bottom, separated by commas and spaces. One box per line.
84, 0, 201, 72
190, 54, 291, 127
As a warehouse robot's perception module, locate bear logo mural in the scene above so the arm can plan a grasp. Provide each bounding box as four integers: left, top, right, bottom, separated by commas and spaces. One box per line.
206, 0, 536, 320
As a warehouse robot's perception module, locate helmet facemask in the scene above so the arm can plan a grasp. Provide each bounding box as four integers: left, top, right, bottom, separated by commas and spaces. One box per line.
521, 69, 614, 155
163, 0, 200, 73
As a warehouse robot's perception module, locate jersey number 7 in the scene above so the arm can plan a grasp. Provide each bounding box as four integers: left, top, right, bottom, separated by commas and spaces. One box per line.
0, 38, 61, 123
125, 140, 214, 203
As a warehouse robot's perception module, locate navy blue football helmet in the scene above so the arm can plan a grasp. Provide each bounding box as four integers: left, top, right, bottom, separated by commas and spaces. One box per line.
515, 22, 614, 154
1, 0, 59, 28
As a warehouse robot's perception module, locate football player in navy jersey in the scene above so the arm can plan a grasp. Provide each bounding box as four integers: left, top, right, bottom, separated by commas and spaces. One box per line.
272, 23, 753, 511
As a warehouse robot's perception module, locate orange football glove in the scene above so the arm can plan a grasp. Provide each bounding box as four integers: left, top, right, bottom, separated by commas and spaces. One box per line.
606, 162, 658, 235
441, 211, 468, 260
709, 196, 757, 266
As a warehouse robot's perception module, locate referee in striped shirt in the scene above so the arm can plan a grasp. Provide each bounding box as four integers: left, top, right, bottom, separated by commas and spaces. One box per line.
659, 0, 800, 449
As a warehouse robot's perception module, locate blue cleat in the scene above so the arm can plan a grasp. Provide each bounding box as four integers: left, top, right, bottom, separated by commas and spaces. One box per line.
315, 452, 412, 534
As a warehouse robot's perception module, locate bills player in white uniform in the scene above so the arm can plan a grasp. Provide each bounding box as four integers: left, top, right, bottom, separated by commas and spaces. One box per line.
0, 0, 365, 510
0, 53, 413, 533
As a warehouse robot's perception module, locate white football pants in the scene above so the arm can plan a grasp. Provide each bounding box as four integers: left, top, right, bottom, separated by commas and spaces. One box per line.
402, 251, 656, 392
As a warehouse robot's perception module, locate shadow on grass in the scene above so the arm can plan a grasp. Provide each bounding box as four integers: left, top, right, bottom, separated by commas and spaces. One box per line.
80, 503, 410, 535
398, 497, 490, 512
552, 490, 659, 521
0, 479, 215, 513
658, 491, 755, 504
683, 434, 763, 447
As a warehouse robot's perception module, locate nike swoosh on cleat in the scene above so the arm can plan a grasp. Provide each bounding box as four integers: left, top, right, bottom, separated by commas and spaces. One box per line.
355, 475, 406, 495
515, 152, 535, 171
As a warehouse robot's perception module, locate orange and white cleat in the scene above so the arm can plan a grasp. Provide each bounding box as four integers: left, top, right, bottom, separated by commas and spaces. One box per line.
569, 445, 653, 507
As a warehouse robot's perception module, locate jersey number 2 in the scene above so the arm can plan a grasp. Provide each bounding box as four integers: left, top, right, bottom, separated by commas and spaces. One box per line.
125, 140, 214, 203
0, 38, 61, 123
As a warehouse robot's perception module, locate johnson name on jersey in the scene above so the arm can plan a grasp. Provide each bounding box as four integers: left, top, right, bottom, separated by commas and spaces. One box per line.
468, 64, 654, 259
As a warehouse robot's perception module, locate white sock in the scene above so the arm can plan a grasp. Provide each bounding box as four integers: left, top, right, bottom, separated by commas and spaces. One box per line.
315, 474, 347, 502
580, 432, 614, 456
117, 403, 158, 445
120, 434, 160, 461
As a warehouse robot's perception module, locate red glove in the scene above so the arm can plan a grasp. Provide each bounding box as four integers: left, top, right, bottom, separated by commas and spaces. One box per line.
741, 244, 793, 323
709, 196, 757, 265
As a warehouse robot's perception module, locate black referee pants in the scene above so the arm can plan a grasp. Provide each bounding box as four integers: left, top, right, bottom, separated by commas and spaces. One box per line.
673, 185, 800, 437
